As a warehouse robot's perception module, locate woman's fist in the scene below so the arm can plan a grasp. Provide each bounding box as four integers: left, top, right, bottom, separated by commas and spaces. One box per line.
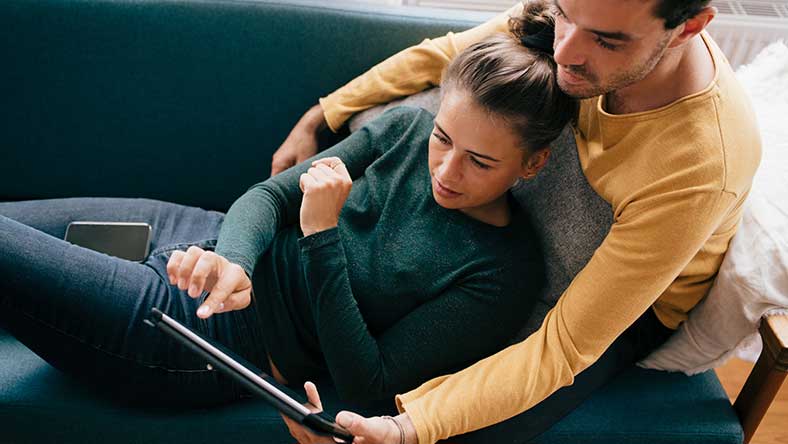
299, 157, 352, 237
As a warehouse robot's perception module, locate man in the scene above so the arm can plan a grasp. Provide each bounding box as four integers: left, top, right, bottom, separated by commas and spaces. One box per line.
270, 1, 761, 443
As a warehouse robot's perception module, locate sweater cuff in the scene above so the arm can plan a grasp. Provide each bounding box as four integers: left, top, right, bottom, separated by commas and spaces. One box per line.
298, 227, 341, 251
214, 251, 254, 280
318, 96, 346, 133
395, 394, 435, 444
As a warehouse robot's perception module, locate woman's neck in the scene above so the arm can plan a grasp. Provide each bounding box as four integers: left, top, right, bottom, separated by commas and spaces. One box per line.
460, 194, 512, 227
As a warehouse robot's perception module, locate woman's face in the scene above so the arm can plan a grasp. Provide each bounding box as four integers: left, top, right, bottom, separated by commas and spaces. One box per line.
428, 89, 544, 218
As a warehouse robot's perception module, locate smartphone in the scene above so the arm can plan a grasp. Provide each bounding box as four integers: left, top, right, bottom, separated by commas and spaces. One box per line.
64, 221, 152, 262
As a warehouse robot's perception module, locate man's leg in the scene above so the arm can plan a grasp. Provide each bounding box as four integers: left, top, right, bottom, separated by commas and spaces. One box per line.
452, 309, 673, 444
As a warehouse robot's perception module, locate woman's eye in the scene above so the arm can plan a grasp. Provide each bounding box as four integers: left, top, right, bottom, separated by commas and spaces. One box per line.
595, 37, 619, 51
432, 132, 450, 145
470, 156, 492, 170
552, 6, 566, 20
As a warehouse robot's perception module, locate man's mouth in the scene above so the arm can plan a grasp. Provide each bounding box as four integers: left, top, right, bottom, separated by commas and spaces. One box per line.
560, 66, 587, 85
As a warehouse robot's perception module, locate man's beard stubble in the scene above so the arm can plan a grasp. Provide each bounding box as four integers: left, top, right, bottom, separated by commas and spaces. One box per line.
557, 31, 674, 100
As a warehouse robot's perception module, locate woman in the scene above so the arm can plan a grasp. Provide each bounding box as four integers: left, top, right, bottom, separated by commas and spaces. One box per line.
0, 4, 573, 441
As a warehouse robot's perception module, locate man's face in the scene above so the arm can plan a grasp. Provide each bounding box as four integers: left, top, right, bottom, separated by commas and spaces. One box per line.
552, 0, 676, 98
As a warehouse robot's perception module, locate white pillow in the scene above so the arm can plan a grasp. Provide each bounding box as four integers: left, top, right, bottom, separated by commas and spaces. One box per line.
638, 41, 788, 374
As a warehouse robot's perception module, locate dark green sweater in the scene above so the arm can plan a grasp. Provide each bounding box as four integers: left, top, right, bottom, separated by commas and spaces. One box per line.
216, 107, 543, 402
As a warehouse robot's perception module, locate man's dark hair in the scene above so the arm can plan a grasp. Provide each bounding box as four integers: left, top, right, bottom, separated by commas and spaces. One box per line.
654, 0, 712, 29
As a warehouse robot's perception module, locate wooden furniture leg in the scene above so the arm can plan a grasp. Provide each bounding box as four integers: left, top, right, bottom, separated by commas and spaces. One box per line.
734, 315, 788, 444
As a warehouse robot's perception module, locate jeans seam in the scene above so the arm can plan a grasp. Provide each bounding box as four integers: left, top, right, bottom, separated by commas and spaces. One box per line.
11, 302, 214, 374
149, 239, 218, 257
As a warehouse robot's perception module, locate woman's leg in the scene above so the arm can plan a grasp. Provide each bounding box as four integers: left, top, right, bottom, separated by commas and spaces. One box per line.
0, 206, 268, 406
452, 308, 674, 443
0, 197, 224, 250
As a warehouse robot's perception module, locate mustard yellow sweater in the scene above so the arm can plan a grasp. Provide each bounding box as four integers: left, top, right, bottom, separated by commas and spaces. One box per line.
320, 5, 761, 443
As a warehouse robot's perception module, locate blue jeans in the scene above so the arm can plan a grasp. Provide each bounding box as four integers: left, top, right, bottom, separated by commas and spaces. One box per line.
0, 198, 271, 406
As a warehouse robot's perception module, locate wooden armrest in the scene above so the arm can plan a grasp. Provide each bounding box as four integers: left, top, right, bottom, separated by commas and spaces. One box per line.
761, 315, 788, 370
733, 314, 788, 443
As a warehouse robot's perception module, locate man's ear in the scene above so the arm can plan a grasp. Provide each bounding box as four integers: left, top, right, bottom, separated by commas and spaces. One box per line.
668, 6, 716, 48
522, 148, 550, 179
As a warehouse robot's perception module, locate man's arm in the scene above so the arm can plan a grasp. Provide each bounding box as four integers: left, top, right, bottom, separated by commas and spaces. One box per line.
270, 104, 329, 177
318, 3, 521, 132
394, 189, 738, 444
269, 3, 521, 176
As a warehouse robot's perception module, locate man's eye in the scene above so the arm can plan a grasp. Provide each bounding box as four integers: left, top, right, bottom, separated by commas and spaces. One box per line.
470, 156, 492, 170
551, 6, 566, 20
595, 37, 619, 51
432, 133, 450, 145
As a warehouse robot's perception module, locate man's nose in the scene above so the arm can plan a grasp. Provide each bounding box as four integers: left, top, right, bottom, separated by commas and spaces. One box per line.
553, 24, 586, 67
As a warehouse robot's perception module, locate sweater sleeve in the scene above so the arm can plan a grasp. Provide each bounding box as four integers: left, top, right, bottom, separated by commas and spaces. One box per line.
394, 188, 738, 444
318, 3, 521, 132
298, 228, 538, 403
214, 108, 418, 276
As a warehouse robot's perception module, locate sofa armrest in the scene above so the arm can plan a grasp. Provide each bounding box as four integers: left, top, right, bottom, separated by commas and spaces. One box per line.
733, 314, 788, 444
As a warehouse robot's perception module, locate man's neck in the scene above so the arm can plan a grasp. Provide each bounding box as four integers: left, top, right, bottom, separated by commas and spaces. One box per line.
604, 34, 715, 115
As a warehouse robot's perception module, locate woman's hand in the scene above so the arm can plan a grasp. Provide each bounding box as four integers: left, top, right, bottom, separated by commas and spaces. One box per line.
299, 157, 353, 237
281, 382, 418, 444
166, 246, 252, 319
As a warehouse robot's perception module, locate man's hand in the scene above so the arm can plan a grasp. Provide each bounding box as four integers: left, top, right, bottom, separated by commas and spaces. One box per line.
166, 246, 252, 319
280, 381, 418, 444
299, 157, 352, 237
281, 382, 336, 444
334, 411, 418, 444
271, 104, 328, 176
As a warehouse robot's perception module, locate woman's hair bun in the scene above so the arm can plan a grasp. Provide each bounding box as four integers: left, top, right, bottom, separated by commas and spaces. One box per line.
440, 0, 577, 153
509, 0, 555, 56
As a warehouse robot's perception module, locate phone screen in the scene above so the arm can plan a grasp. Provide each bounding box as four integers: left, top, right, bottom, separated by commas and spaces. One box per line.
65, 222, 152, 262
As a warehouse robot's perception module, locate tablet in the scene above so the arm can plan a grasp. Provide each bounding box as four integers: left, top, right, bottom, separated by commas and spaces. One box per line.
144, 308, 354, 443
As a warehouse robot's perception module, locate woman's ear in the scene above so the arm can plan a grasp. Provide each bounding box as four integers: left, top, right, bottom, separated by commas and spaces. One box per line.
522, 148, 550, 180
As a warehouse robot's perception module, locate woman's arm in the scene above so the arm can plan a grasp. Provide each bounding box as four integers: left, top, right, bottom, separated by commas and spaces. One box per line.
215, 115, 394, 277
299, 230, 540, 403
393, 189, 738, 444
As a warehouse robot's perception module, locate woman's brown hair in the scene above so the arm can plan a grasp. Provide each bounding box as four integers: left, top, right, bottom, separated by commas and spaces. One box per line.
441, 0, 577, 153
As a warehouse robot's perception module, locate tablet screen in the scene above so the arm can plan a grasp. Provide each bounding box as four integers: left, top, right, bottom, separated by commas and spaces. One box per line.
145, 308, 353, 442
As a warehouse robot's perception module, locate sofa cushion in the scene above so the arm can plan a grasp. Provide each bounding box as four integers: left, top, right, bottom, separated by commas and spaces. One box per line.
0, 327, 743, 444
0, 0, 483, 211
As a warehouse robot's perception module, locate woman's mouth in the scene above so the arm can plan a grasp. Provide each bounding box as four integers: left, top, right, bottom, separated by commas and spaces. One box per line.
433, 177, 462, 199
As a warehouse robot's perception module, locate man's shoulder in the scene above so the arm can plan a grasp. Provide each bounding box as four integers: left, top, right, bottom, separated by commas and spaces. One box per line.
579, 76, 760, 197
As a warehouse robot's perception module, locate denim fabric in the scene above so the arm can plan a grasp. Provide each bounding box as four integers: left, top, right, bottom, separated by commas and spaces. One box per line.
0, 198, 271, 407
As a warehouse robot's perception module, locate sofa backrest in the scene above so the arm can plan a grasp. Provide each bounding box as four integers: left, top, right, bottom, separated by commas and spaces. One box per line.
1, 0, 485, 211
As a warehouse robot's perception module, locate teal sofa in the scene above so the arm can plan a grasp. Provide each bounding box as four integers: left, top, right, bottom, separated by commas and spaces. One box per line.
1, 0, 780, 443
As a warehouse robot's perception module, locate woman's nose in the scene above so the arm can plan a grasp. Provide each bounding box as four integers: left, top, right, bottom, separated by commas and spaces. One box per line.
437, 150, 463, 183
